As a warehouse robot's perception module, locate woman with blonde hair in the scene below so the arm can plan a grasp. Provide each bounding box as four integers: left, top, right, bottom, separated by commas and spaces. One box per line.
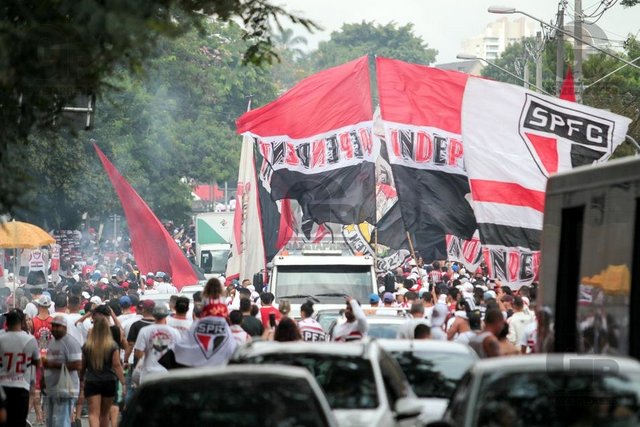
80, 316, 126, 427
278, 299, 291, 318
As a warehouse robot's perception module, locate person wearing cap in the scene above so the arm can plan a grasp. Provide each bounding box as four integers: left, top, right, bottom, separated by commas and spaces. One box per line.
133, 303, 181, 384
155, 273, 177, 294
44, 315, 82, 427
0, 309, 40, 426
32, 294, 53, 424
375, 292, 397, 316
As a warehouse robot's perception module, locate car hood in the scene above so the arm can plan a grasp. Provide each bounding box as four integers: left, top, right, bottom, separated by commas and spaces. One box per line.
416, 398, 449, 424
333, 408, 392, 427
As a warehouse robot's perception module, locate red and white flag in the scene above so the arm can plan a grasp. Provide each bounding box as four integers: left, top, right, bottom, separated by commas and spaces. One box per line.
237, 56, 378, 229
461, 77, 631, 285
225, 134, 266, 283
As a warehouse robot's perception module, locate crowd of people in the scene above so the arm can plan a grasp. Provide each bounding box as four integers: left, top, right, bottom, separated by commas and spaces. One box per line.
0, 248, 549, 427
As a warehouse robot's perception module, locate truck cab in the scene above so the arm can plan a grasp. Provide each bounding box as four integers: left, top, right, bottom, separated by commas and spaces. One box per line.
270, 243, 378, 318
195, 212, 233, 279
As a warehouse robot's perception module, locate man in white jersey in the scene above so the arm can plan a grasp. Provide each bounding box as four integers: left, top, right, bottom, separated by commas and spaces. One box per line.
298, 301, 325, 342
167, 297, 192, 340
332, 297, 368, 342
133, 304, 181, 384
0, 309, 40, 425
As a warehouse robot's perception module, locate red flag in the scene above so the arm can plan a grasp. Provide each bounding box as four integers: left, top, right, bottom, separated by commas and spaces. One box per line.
94, 144, 199, 289
560, 65, 576, 102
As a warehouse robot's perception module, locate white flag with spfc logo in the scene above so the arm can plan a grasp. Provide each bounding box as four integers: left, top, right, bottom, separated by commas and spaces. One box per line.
461, 77, 632, 252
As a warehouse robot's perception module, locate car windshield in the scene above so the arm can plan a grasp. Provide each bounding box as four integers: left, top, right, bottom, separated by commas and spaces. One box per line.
390, 351, 474, 398
474, 370, 640, 426
235, 353, 379, 409
316, 311, 342, 332
275, 265, 372, 303
122, 375, 331, 427
368, 322, 403, 339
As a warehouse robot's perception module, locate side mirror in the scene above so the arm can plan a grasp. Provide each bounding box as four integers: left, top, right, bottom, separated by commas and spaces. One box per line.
394, 396, 423, 420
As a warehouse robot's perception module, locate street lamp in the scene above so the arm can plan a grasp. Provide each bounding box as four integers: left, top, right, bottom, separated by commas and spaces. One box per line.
487, 6, 640, 72
456, 54, 552, 96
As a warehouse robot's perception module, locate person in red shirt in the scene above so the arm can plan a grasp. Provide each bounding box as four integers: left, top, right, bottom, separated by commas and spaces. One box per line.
259, 293, 281, 330
32, 295, 53, 425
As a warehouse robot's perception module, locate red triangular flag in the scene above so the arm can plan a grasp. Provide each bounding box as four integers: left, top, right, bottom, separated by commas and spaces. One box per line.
560, 65, 576, 102
94, 143, 199, 289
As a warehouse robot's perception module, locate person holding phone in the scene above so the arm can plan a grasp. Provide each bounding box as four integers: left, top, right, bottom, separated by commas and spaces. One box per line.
259, 293, 281, 330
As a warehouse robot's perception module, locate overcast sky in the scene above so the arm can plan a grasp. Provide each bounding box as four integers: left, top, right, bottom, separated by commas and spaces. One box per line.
278, 0, 640, 63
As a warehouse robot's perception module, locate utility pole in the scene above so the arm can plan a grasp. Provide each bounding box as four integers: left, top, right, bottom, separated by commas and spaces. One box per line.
523, 55, 530, 89
574, 0, 583, 102
555, 2, 565, 96
536, 31, 543, 91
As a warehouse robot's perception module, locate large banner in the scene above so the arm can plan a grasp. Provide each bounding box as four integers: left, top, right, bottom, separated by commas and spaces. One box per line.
226, 135, 267, 283
376, 57, 477, 261
237, 56, 378, 229
461, 77, 631, 287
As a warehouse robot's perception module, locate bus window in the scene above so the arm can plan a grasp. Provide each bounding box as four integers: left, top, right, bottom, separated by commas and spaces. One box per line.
576, 185, 634, 355
555, 206, 584, 353
630, 199, 640, 359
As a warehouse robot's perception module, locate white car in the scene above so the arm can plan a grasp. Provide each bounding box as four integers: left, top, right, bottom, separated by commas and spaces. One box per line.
377, 339, 478, 425
435, 354, 640, 427
122, 365, 339, 427
230, 339, 424, 427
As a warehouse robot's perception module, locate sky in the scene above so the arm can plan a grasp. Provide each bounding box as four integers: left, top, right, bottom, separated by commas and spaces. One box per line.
278, 0, 640, 63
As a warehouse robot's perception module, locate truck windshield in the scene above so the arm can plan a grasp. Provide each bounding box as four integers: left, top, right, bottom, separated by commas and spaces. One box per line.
201, 250, 229, 274
275, 265, 372, 302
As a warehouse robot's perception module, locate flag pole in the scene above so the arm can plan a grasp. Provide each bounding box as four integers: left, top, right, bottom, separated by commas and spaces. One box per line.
406, 231, 417, 262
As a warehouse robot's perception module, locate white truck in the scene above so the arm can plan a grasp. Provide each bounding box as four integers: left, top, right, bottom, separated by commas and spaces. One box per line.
195, 212, 233, 279
269, 243, 378, 318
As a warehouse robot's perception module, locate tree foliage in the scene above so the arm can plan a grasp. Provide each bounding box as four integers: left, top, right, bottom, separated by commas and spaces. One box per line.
0, 0, 318, 215
307, 21, 438, 71
482, 36, 639, 157
18, 20, 279, 228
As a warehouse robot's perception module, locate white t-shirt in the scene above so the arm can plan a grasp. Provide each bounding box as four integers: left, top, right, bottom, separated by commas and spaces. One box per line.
519, 322, 537, 353
155, 282, 178, 294
298, 318, 326, 342
230, 325, 251, 344
134, 324, 181, 383
57, 313, 85, 346
0, 331, 40, 391
167, 316, 193, 340
507, 311, 534, 345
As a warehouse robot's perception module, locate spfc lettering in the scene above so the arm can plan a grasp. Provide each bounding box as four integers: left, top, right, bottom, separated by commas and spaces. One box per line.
520, 94, 615, 177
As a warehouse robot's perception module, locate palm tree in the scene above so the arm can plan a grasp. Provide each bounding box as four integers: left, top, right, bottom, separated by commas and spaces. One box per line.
273, 28, 308, 61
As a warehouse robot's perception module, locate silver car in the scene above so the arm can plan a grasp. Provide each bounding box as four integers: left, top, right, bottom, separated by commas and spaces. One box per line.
434, 354, 640, 427
378, 339, 478, 425
231, 339, 424, 427
122, 365, 339, 427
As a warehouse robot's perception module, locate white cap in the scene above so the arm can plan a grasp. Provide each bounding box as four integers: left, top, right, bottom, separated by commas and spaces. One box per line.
99, 278, 109, 284
82, 292, 91, 299
90, 296, 102, 305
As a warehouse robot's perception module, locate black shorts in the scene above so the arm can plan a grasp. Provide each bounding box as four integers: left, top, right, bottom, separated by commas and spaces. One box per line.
85, 380, 117, 398
4, 386, 30, 426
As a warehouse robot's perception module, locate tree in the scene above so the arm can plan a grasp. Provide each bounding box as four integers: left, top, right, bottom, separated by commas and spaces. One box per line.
0, 0, 318, 215
307, 21, 438, 71
17, 20, 280, 228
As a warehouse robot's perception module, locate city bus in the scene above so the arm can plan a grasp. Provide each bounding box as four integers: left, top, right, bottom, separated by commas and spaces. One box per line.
538, 155, 640, 358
